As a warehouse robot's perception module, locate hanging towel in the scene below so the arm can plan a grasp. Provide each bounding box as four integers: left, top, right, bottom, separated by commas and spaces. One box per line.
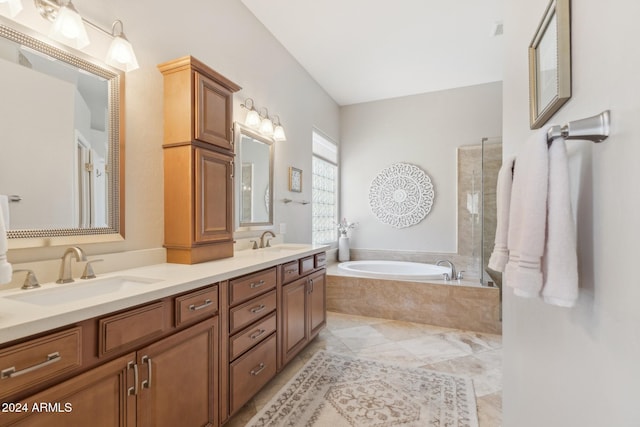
488, 156, 515, 272
541, 138, 579, 307
0, 195, 9, 230
504, 130, 550, 298
0, 203, 12, 285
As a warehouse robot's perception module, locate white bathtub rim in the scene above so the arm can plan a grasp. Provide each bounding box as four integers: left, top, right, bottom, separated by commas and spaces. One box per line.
337, 260, 450, 281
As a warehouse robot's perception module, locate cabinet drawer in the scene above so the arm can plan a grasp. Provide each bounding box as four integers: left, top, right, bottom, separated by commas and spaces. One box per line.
229, 313, 277, 361
99, 302, 167, 357
229, 290, 277, 334
0, 327, 81, 400
229, 333, 276, 414
281, 260, 300, 284
315, 252, 327, 268
175, 285, 219, 326
229, 267, 276, 306
300, 256, 315, 274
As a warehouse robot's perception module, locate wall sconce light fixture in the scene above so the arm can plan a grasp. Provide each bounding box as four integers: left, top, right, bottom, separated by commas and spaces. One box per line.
240, 98, 261, 128
258, 108, 274, 137
272, 115, 286, 142
32, 0, 139, 71
240, 97, 286, 141
0, 0, 23, 18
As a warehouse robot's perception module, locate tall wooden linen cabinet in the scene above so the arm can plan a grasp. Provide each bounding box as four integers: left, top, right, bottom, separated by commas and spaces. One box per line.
158, 56, 241, 264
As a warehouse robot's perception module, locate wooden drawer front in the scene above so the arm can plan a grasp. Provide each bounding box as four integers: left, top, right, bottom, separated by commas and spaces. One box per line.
229, 290, 277, 334
0, 327, 81, 400
175, 285, 219, 326
281, 260, 300, 284
300, 256, 315, 275
229, 333, 276, 414
229, 313, 277, 361
229, 267, 276, 306
315, 252, 327, 268
99, 302, 166, 357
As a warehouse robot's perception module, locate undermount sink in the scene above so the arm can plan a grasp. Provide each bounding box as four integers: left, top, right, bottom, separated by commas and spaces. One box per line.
3, 276, 160, 307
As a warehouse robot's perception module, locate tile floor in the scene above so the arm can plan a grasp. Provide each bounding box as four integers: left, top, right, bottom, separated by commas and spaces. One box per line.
226, 311, 502, 427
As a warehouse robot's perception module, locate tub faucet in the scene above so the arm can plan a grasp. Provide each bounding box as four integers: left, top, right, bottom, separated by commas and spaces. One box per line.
436, 260, 456, 280
57, 246, 87, 284
259, 231, 276, 248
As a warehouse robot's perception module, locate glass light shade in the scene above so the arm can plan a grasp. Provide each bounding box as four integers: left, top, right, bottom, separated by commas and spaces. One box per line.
0, 0, 23, 18
244, 109, 261, 128
49, 2, 89, 49
259, 117, 274, 136
106, 34, 139, 71
273, 124, 287, 141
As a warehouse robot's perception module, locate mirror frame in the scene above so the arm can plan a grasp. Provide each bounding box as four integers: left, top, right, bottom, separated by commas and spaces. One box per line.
233, 122, 274, 231
0, 18, 125, 248
528, 0, 571, 129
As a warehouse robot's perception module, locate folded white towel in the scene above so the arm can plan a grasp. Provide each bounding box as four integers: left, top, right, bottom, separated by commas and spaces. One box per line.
0, 195, 9, 230
488, 156, 515, 272
0, 204, 12, 285
504, 130, 549, 298
541, 138, 579, 307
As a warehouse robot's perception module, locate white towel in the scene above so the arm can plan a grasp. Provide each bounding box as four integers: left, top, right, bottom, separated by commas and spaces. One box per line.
0, 195, 9, 229
541, 138, 579, 307
0, 202, 12, 285
488, 156, 515, 272
504, 130, 549, 298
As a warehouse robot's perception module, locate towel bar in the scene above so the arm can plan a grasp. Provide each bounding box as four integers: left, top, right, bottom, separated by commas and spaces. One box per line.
8, 195, 21, 202
546, 110, 610, 143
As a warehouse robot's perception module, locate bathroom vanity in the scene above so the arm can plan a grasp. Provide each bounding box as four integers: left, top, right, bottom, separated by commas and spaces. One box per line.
0, 245, 327, 426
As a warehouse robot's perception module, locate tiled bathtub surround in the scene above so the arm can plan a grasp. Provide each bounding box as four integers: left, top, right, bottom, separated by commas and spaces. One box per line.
327, 263, 501, 334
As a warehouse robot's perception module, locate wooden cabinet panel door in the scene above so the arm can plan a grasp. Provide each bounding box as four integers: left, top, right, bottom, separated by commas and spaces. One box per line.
195, 148, 233, 244
136, 318, 218, 427
4, 353, 136, 427
281, 278, 308, 364
195, 73, 233, 151
308, 271, 327, 339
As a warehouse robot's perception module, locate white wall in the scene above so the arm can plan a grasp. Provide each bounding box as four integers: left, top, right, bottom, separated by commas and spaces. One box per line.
502, 1, 640, 426
340, 82, 502, 252
3, 0, 339, 272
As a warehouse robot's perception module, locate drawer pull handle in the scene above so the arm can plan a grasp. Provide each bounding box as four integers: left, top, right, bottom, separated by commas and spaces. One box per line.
1, 352, 61, 379
250, 329, 266, 340
189, 299, 213, 311
250, 304, 266, 314
127, 361, 139, 396
250, 363, 266, 376
250, 280, 265, 289
286, 270, 296, 275
141, 356, 152, 389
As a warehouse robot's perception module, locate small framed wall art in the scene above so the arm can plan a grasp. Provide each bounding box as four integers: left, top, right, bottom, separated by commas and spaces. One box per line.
528, 0, 571, 129
289, 167, 302, 192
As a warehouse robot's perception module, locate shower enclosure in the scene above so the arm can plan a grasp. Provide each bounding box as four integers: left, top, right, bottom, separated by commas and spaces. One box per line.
457, 138, 502, 286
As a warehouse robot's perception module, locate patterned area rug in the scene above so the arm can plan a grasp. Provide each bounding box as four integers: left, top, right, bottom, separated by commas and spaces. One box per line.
247, 350, 478, 427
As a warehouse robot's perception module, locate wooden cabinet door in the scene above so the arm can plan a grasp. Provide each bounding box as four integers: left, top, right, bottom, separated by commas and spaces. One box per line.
195, 72, 233, 151
194, 147, 233, 244
136, 318, 218, 427
308, 270, 327, 339
3, 353, 136, 427
281, 277, 308, 365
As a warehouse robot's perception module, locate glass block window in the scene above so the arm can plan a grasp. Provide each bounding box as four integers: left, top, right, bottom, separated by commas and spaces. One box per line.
312, 131, 338, 245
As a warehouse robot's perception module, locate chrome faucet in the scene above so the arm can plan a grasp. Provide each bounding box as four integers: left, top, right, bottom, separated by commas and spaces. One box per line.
436, 259, 456, 281
56, 246, 87, 284
259, 231, 276, 248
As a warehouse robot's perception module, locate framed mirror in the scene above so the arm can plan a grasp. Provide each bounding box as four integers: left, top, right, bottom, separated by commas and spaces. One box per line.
0, 18, 124, 247
528, 0, 571, 129
234, 122, 274, 230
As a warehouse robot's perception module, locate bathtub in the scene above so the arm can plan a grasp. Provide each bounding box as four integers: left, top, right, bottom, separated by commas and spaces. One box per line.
338, 260, 450, 281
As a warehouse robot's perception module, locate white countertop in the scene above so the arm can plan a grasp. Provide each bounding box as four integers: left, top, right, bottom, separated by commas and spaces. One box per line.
0, 244, 328, 345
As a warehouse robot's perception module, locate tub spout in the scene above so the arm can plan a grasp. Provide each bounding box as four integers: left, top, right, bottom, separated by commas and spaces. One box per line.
436, 260, 456, 280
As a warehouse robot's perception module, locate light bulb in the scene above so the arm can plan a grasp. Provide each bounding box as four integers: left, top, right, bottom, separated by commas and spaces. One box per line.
273, 124, 286, 141
106, 34, 139, 72
0, 0, 23, 18
244, 109, 261, 128
259, 117, 274, 136
49, 2, 89, 49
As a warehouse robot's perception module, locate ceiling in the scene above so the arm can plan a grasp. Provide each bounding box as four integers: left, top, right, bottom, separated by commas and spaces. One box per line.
241, 0, 504, 106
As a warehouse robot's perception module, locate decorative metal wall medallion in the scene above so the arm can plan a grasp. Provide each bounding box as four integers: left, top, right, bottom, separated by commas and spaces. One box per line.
368, 163, 434, 228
